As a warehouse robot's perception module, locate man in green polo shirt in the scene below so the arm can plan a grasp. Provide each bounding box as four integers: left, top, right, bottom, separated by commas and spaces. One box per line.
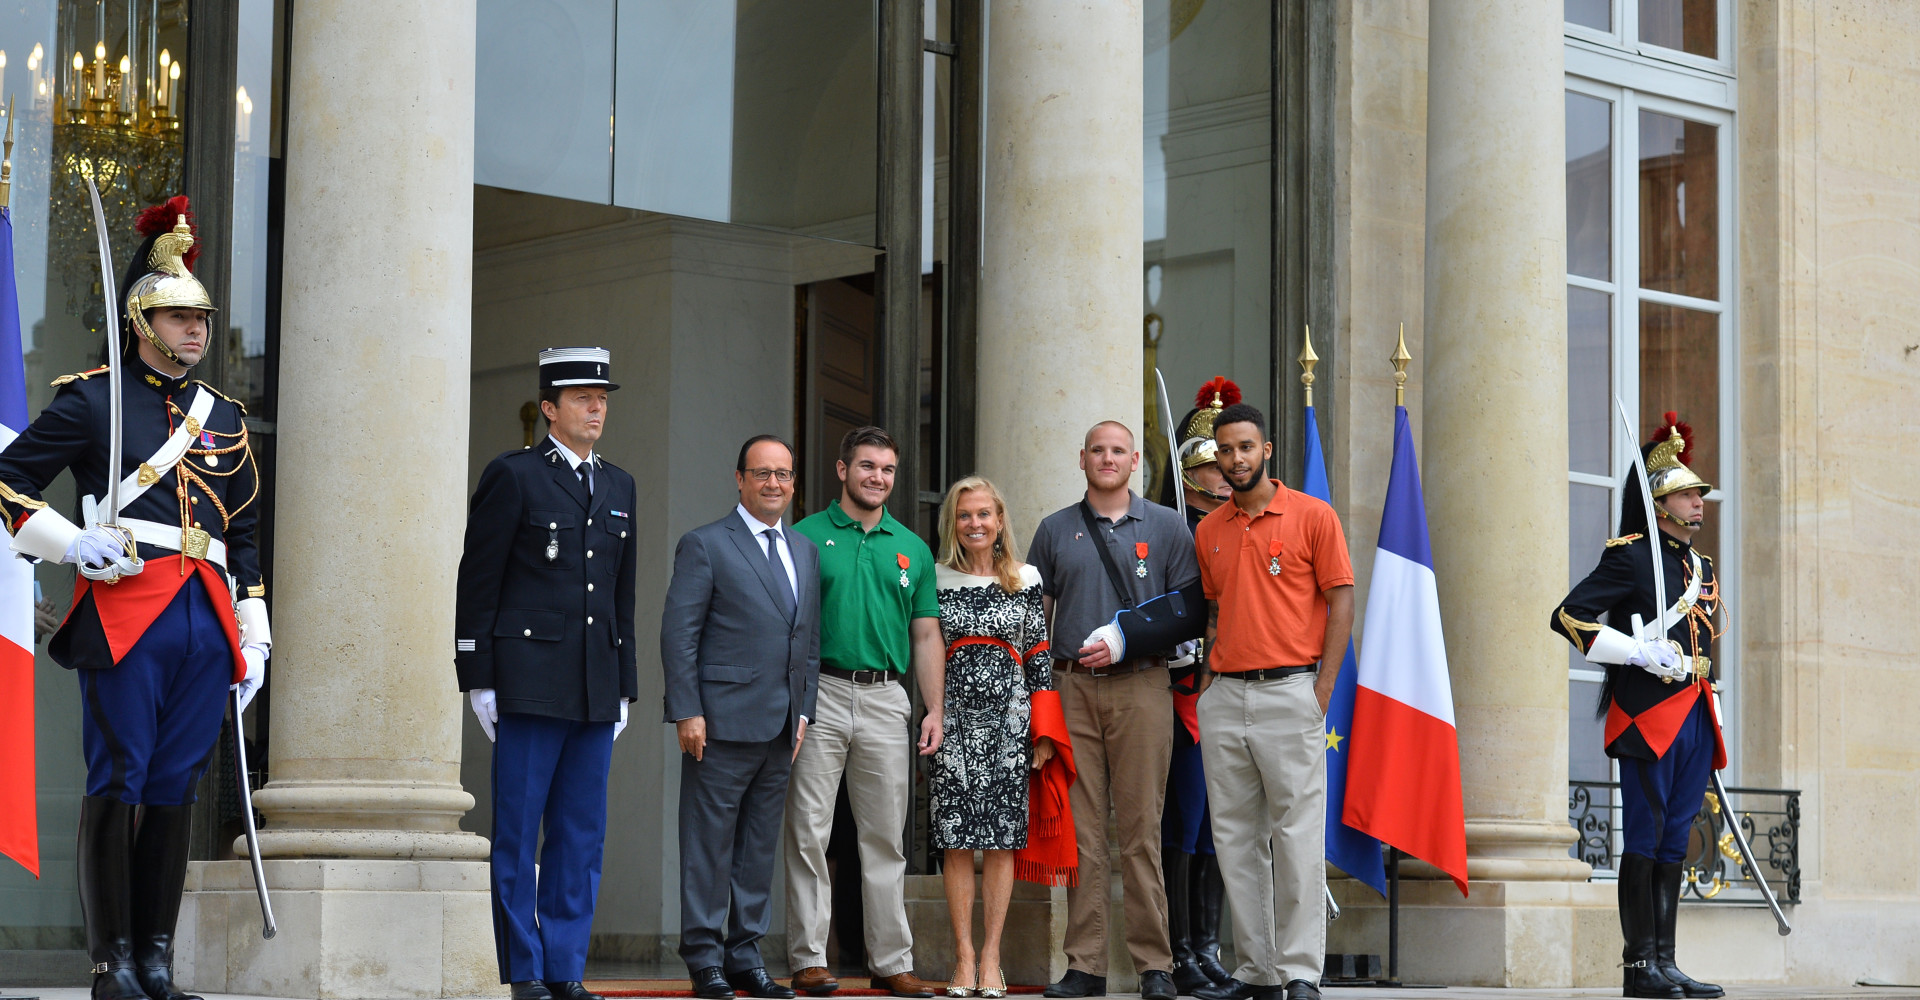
784, 426, 945, 998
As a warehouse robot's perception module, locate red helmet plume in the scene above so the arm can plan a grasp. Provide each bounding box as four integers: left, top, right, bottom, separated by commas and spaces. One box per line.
134, 195, 199, 272
1195, 376, 1241, 409
1650, 409, 1695, 465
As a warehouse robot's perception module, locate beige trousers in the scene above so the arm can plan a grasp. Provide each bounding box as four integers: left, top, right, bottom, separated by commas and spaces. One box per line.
783, 674, 915, 975
1058, 663, 1175, 976
1198, 671, 1326, 987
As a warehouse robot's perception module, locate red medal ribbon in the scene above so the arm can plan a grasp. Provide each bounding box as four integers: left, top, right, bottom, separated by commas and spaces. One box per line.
896, 552, 910, 570
1268, 538, 1283, 559
1135, 542, 1149, 560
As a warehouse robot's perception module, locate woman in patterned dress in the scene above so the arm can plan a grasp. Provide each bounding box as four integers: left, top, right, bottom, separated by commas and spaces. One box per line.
931, 477, 1055, 998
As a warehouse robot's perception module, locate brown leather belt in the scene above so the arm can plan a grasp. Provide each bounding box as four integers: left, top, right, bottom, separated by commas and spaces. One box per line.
1216, 665, 1317, 681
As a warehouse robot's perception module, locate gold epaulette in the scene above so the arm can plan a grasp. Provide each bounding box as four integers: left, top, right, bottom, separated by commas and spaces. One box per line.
50, 365, 111, 388
193, 380, 249, 414
1604, 533, 1644, 548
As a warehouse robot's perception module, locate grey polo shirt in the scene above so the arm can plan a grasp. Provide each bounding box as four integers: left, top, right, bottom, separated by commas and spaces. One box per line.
1027, 491, 1202, 663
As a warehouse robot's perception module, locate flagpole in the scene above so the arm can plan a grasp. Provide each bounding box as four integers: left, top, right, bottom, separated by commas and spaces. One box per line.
1298, 325, 1345, 923
1391, 323, 1411, 408
2, 96, 15, 210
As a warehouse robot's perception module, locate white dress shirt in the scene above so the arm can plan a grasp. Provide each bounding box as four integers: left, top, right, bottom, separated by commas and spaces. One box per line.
548, 434, 595, 474
735, 504, 799, 597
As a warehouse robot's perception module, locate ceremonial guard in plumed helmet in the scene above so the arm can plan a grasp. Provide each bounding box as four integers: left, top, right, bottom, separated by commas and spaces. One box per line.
1162, 378, 1237, 994
455, 348, 638, 1000
1551, 413, 1725, 1000
0, 197, 268, 1000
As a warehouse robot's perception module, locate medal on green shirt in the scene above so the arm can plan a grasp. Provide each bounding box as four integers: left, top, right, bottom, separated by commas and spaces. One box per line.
897, 552, 911, 587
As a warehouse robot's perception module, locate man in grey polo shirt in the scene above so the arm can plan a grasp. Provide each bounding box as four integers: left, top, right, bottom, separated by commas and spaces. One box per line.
1028, 421, 1200, 1000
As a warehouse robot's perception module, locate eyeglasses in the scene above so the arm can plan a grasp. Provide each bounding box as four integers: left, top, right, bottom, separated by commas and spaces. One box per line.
744, 468, 795, 484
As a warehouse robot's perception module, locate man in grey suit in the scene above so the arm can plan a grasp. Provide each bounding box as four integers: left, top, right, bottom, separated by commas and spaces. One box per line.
662, 434, 821, 1000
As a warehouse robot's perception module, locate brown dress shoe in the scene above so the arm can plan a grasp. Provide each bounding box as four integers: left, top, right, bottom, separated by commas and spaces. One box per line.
873, 972, 935, 998
791, 967, 839, 996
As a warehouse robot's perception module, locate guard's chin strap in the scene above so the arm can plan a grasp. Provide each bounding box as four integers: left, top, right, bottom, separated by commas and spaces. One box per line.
126, 301, 189, 367
1654, 500, 1700, 528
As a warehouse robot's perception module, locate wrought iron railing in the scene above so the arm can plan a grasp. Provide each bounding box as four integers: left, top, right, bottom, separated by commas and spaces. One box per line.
1567, 780, 1800, 905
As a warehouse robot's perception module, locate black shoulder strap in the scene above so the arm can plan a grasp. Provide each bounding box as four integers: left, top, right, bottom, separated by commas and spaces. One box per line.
1078, 500, 1135, 610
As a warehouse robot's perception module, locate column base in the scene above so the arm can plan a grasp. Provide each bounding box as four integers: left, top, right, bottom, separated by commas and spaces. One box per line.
176, 859, 498, 999
1327, 878, 1620, 988
904, 875, 1067, 988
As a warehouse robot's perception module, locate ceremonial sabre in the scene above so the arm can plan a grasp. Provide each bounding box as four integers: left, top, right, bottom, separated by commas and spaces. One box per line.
83, 180, 132, 558
230, 688, 277, 938
1154, 369, 1184, 521
1614, 398, 1789, 935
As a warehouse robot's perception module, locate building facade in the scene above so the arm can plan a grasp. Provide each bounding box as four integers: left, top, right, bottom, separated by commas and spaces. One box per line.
1, 0, 1916, 993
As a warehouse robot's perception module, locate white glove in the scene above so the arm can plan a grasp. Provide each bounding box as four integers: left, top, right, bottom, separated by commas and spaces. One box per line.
1084, 622, 1125, 664
614, 698, 629, 741
1628, 636, 1688, 680
1167, 638, 1199, 670
232, 643, 268, 713
67, 526, 142, 581
471, 688, 498, 743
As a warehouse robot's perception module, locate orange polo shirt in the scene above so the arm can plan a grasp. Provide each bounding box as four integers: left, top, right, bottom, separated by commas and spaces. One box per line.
1195, 480, 1354, 671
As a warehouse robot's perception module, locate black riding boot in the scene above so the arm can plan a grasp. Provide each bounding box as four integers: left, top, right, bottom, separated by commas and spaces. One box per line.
1652, 861, 1723, 998
1190, 854, 1230, 985
1164, 848, 1208, 995
132, 805, 203, 1000
79, 796, 148, 1000
1617, 855, 1681, 999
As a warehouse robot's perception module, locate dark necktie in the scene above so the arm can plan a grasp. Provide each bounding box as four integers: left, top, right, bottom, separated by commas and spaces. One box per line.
762, 528, 796, 617
576, 461, 593, 496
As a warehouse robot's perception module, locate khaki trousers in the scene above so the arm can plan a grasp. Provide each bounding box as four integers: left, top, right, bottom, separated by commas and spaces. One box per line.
783, 674, 915, 975
1058, 663, 1175, 976
1198, 671, 1326, 986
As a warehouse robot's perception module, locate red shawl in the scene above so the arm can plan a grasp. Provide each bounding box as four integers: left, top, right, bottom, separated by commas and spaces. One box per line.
1016, 689, 1078, 886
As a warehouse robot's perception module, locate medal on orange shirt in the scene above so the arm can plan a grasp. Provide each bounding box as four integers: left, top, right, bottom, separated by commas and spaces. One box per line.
1267, 538, 1283, 576
1134, 542, 1149, 578
897, 551, 911, 588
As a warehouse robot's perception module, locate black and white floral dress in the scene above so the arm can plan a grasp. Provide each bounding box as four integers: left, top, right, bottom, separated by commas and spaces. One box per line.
930, 563, 1050, 851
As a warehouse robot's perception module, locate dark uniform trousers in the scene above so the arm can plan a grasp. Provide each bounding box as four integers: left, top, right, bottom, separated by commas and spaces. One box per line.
455, 441, 640, 986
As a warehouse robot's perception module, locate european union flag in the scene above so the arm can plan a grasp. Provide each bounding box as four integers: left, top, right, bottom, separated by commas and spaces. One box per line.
1305, 403, 1385, 896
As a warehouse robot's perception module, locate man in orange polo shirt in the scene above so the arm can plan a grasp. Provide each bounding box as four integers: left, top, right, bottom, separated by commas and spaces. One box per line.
1190, 403, 1353, 1000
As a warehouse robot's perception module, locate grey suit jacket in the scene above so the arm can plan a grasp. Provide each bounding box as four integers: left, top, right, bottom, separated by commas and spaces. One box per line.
661, 510, 821, 745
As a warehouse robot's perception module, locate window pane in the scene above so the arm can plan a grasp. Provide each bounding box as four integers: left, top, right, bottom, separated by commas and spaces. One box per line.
1566, 92, 1611, 280
1571, 481, 1615, 584
1568, 287, 1612, 475
1639, 110, 1718, 299
1566, 0, 1610, 32
1638, 301, 1719, 552
1570, 680, 1613, 783
1639, 0, 1715, 58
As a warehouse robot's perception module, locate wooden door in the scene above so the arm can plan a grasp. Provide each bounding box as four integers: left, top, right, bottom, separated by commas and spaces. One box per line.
798, 275, 877, 517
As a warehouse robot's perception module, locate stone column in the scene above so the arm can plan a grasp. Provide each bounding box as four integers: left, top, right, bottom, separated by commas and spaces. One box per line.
975, 0, 1144, 534
177, 3, 494, 997
1341, 0, 1598, 988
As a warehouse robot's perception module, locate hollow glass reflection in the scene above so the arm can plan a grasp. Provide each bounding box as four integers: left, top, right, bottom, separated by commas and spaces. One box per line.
1639, 110, 1718, 300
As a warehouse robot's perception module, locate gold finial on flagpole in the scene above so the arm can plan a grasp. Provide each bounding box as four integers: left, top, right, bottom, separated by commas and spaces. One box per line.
1298, 324, 1319, 408
1, 96, 15, 210
1390, 322, 1412, 407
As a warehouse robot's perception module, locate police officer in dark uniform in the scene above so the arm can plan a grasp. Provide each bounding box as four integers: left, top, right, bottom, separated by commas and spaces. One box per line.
1163, 379, 1235, 994
0, 197, 268, 1000
1551, 412, 1725, 1000
455, 348, 638, 1000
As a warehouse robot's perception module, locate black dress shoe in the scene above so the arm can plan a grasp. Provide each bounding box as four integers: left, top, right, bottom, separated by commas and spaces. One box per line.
1044, 970, 1106, 998
691, 967, 736, 1000
1192, 979, 1258, 1000
546, 983, 604, 1000
510, 983, 555, 1000
1171, 962, 1212, 996
729, 968, 797, 999
1140, 970, 1177, 1000
1282, 982, 1320, 1000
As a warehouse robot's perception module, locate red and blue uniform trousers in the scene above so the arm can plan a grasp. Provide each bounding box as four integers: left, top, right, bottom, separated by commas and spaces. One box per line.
1618, 696, 1717, 863
69, 562, 245, 806
1163, 716, 1214, 855
490, 713, 615, 985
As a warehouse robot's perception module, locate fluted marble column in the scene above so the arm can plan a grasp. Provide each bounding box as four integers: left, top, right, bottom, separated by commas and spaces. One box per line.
1422, 1, 1586, 884
976, 0, 1143, 533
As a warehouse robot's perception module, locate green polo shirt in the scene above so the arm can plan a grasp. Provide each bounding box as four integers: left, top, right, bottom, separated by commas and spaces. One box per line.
794, 502, 940, 674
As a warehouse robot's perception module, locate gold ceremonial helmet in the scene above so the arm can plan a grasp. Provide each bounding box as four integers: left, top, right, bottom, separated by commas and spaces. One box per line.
1646, 410, 1712, 499
1178, 377, 1240, 490
124, 197, 217, 367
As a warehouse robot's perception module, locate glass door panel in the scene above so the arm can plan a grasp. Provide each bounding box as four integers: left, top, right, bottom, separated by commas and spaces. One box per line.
1638, 110, 1718, 300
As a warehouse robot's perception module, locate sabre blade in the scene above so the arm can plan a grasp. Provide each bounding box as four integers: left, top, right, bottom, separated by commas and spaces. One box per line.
231, 688, 277, 938
83, 179, 123, 529
1155, 368, 1184, 521
1613, 397, 1667, 637
1709, 772, 1791, 935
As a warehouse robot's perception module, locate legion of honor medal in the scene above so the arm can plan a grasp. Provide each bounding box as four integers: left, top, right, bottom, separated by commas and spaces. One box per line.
1267, 538, 1283, 576
201, 431, 218, 467
897, 552, 911, 587
1134, 541, 1149, 578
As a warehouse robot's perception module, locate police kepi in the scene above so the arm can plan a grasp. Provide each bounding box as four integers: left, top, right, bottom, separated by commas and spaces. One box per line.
1552, 412, 1726, 1000
455, 347, 638, 1000
0, 196, 269, 1000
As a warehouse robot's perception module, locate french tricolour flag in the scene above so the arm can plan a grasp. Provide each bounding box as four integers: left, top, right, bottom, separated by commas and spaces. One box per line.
1341, 405, 1467, 895
0, 201, 40, 877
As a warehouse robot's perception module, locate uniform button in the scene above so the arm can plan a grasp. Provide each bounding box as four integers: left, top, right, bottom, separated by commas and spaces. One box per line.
192, 522, 202, 529
587, 616, 594, 624
621, 531, 628, 538
523, 629, 532, 637
549, 522, 558, 529
189, 496, 198, 504
587, 550, 594, 558
587, 583, 595, 592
